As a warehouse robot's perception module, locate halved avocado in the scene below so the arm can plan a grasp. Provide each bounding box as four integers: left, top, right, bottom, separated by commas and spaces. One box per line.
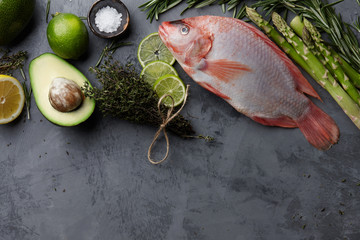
29, 53, 95, 126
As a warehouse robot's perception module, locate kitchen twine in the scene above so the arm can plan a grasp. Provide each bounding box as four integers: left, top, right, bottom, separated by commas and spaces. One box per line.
148, 85, 190, 165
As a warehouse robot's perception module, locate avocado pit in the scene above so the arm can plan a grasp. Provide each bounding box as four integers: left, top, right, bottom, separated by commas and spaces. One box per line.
48, 77, 84, 112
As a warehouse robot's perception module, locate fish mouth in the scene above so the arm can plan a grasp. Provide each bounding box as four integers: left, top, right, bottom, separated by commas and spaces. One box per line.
158, 23, 168, 42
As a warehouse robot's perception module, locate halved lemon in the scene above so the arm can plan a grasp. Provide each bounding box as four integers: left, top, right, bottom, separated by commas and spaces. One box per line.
0, 75, 25, 124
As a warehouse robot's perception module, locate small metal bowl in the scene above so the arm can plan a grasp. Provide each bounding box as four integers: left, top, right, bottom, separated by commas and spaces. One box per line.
88, 0, 130, 38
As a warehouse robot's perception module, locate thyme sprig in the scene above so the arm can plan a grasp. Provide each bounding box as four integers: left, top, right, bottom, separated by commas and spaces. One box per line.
22, 82, 32, 120
83, 54, 194, 137
46, 0, 51, 23
96, 41, 132, 67
0, 49, 28, 75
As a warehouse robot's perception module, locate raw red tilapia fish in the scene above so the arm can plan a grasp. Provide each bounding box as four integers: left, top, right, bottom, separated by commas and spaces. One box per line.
158, 15, 339, 150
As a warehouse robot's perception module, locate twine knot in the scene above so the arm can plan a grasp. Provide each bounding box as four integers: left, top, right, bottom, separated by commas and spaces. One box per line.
148, 85, 190, 165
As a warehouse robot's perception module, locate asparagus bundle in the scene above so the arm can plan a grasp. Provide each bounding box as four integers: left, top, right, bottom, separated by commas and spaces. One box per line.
246, 7, 360, 129
288, 17, 360, 106
290, 16, 360, 90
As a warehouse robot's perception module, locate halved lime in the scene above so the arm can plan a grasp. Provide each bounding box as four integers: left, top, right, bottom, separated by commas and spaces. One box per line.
140, 60, 178, 87
153, 74, 186, 107
137, 32, 176, 68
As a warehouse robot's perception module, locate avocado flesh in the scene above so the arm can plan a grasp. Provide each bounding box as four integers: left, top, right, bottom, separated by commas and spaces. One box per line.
29, 53, 95, 126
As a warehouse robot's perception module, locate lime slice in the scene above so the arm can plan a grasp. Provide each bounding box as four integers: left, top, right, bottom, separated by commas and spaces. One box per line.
153, 74, 186, 107
140, 60, 178, 87
137, 32, 175, 68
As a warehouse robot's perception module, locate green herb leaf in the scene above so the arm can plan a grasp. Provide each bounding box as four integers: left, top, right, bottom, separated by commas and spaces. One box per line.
46, 0, 51, 23
22, 81, 32, 120
83, 54, 194, 137
253, 0, 360, 72
96, 41, 132, 67
0, 49, 28, 76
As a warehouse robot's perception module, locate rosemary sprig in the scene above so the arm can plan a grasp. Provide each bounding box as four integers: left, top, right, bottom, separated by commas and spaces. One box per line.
20, 67, 26, 81
139, 0, 245, 22
234, 3, 246, 19
253, 0, 360, 72
22, 82, 32, 120
0, 49, 28, 75
46, 0, 51, 23
352, 16, 360, 33
95, 41, 132, 67
226, 0, 243, 11
139, 0, 184, 23
83, 54, 194, 137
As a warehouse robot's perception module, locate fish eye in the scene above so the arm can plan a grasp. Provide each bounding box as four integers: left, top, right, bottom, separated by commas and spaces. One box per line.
180, 25, 189, 35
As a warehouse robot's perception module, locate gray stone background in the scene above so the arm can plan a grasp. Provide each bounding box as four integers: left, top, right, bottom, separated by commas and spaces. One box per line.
1, 0, 360, 239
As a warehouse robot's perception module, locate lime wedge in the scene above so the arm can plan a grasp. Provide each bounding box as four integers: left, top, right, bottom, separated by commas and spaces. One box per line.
153, 74, 186, 107
137, 32, 175, 68
140, 60, 178, 87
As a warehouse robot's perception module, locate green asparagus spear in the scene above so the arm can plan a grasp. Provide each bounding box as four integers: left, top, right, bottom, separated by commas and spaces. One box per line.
301, 27, 338, 81
272, 12, 360, 129
290, 16, 360, 89
333, 51, 360, 88
303, 18, 360, 105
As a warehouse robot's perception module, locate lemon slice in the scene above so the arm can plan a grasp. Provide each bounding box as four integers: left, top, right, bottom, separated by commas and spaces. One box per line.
0, 74, 25, 124
140, 60, 178, 87
137, 32, 175, 68
153, 74, 185, 107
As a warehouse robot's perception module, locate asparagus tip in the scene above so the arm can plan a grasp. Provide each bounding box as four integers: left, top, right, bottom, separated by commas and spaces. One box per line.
272, 12, 287, 32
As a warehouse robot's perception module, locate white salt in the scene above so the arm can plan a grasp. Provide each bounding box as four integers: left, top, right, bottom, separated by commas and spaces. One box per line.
95, 6, 122, 33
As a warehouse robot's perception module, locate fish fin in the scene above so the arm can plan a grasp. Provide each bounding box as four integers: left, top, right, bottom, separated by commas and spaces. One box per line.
184, 37, 212, 66
251, 116, 297, 128
296, 102, 339, 150
242, 21, 321, 100
200, 59, 252, 83
293, 72, 321, 100
198, 82, 231, 100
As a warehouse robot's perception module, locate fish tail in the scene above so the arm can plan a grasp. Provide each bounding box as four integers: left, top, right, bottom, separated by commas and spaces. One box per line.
296, 102, 339, 150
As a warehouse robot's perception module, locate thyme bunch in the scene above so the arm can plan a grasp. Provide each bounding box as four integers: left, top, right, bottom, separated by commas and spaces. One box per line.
82, 55, 194, 137
0, 49, 28, 75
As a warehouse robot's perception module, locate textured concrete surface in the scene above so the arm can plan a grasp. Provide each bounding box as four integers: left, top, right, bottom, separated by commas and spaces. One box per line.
1, 0, 360, 239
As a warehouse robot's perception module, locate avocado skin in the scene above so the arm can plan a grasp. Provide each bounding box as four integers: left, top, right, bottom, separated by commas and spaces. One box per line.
0, 0, 36, 46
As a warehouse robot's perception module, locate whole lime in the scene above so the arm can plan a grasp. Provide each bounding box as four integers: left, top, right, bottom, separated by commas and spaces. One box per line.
0, 0, 36, 46
47, 13, 89, 59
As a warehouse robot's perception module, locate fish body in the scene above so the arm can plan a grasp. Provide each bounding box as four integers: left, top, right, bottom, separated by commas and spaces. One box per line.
158, 16, 339, 150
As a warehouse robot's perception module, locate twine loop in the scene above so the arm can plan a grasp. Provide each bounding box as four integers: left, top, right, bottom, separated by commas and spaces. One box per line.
148, 85, 190, 164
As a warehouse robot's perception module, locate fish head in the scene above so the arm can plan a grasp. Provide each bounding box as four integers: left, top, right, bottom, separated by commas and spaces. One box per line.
158, 18, 213, 68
